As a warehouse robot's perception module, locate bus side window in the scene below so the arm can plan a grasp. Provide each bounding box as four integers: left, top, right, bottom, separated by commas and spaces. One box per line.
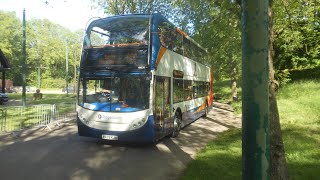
173, 78, 183, 103
184, 80, 192, 100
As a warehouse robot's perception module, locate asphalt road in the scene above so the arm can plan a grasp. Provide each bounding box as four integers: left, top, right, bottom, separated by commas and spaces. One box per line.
0, 104, 240, 180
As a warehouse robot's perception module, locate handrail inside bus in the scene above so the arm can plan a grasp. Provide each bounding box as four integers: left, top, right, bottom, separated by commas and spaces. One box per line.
84, 17, 102, 30
91, 29, 110, 37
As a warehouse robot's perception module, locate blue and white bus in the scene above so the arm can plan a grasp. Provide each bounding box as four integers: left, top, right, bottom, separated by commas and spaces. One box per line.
77, 13, 214, 143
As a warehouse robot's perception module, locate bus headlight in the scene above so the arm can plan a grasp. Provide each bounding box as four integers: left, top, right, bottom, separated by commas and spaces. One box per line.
78, 112, 89, 123
129, 117, 148, 130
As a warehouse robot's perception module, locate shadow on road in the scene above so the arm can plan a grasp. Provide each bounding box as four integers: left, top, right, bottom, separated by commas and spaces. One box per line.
203, 116, 237, 129
0, 107, 240, 180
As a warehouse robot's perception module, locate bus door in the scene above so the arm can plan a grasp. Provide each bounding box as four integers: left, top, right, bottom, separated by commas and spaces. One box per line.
154, 76, 171, 138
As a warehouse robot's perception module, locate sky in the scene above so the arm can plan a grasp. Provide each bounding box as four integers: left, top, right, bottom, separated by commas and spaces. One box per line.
0, 0, 105, 31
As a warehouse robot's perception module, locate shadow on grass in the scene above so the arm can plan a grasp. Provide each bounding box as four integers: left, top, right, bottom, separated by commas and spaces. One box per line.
180, 128, 242, 180
203, 116, 237, 129
180, 124, 320, 180
282, 125, 320, 179
287, 162, 320, 180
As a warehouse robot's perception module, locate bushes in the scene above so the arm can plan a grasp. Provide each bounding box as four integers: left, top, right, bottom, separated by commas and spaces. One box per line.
289, 66, 320, 81
40, 79, 67, 89
276, 66, 320, 85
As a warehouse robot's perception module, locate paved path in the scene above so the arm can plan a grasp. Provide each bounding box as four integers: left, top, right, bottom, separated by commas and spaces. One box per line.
0, 104, 240, 180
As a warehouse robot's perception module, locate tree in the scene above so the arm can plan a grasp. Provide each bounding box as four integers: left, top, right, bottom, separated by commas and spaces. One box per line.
26, 18, 83, 88
91, 0, 175, 16
269, 0, 289, 179
273, 0, 320, 71
0, 10, 84, 88
173, 0, 289, 178
92, 0, 155, 14
0, 10, 23, 84
174, 0, 241, 101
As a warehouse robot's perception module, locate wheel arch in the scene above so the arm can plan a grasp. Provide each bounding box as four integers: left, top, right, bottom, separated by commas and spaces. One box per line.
173, 107, 182, 119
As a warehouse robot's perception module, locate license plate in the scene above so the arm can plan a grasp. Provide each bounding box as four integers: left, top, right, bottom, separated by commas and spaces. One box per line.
102, 135, 118, 140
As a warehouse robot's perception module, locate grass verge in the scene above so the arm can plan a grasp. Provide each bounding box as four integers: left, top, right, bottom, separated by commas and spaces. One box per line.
7, 93, 76, 105
180, 80, 320, 179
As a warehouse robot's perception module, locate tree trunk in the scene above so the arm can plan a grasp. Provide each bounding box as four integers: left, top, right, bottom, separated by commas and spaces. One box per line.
230, 56, 238, 101
231, 67, 238, 101
268, 1, 289, 179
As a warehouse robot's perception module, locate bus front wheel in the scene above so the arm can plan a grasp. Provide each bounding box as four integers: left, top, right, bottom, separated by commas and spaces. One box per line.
171, 113, 182, 138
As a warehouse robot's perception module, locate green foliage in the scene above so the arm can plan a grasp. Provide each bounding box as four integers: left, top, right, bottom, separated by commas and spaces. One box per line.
91, 0, 176, 17
181, 80, 320, 179
277, 80, 320, 178
0, 10, 83, 88
0, 10, 22, 84
214, 79, 242, 114
276, 65, 320, 86
289, 66, 320, 81
41, 78, 67, 89
275, 69, 292, 85
25, 18, 83, 87
174, 0, 241, 81
1, 0, 319, 90
273, 0, 320, 70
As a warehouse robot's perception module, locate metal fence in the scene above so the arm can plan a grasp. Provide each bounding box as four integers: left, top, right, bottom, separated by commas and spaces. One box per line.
0, 103, 76, 133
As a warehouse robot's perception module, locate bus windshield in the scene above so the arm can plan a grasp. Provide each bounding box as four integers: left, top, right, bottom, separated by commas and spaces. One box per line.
78, 74, 150, 112
86, 17, 149, 48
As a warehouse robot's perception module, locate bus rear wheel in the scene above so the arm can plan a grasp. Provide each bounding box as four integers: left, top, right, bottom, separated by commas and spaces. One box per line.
171, 113, 182, 138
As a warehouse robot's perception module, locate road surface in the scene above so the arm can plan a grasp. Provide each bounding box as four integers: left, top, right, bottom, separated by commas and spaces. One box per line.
0, 104, 240, 180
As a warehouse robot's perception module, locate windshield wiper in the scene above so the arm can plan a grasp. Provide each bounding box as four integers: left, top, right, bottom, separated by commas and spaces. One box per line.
91, 29, 110, 37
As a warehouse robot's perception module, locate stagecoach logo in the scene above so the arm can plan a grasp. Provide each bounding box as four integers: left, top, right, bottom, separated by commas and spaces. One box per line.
98, 114, 121, 120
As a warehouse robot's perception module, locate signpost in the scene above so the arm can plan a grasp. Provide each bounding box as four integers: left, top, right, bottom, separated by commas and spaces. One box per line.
22, 9, 27, 106
241, 0, 270, 179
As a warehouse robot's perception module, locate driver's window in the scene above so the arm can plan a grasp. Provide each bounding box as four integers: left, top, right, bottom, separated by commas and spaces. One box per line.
84, 80, 108, 103
101, 79, 111, 93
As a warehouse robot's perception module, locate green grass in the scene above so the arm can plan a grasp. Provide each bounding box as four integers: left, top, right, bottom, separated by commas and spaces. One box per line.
180, 80, 320, 179
213, 80, 242, 114
7, 93, 76, 105
0, 106, 52, 131
277, 80, 320, 179
1, 93, 76, 131
213, 80, 234, 101
180, 128, 242, 180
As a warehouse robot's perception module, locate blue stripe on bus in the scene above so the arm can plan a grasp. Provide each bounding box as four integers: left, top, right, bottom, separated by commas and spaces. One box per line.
90, 102, 140, 112
151, 15, 161, 70
77, 115, 155, 143
181, 105, 207, 127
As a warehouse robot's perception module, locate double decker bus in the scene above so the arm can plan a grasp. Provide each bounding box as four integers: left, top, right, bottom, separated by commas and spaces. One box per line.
77, 13, 213, 143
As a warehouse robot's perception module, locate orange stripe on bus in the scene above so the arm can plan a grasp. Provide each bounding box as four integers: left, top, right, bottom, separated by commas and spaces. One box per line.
209, 68, 214, 106
195, 101, 207, 113
156, 46, 167, 68
176, 28, 188, 37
